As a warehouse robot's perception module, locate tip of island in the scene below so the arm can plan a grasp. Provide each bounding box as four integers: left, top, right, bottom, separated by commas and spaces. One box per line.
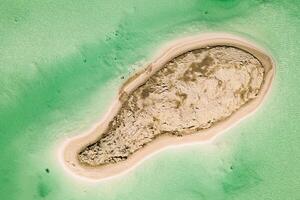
61, 33, 275, 180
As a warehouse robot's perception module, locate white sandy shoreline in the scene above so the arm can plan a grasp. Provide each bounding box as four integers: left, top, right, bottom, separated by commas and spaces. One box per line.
59, 33, 275, 181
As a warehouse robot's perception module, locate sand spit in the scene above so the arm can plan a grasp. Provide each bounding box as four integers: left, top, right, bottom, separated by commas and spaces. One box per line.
62, 34, 275, 180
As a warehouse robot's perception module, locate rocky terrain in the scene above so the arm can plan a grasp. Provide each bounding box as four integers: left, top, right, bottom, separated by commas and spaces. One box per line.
78, 46, 264, 166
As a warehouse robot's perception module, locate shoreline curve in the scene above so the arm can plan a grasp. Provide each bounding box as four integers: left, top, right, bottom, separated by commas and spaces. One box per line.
61, 33, 275, 180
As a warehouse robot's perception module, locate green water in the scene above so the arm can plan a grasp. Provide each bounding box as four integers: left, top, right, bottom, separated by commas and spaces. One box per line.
1, 0, 300, 199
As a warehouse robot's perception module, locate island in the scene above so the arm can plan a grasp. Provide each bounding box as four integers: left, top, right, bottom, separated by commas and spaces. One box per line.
62, 34, 275, 180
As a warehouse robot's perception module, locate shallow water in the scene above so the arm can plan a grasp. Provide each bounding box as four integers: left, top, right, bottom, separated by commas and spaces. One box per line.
0, 0, 300, 199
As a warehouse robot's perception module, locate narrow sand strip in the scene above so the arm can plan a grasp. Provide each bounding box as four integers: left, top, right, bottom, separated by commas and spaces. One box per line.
61, 33, 275, 180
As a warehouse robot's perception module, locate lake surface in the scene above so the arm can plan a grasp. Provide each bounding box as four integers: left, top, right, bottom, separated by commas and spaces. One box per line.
0, 0, 299, 199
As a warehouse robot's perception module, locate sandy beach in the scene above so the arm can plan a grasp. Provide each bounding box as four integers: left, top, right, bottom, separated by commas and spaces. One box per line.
61, 33, 275, 180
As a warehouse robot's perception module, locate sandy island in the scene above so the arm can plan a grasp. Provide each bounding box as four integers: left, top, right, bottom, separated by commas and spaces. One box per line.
62, 33, 275, 180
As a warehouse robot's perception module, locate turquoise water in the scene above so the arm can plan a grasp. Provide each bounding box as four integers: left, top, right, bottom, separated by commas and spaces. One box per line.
0, 0, 300, 199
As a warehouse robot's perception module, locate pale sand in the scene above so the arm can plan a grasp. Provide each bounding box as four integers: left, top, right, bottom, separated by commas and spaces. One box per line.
61, 33, 275, 180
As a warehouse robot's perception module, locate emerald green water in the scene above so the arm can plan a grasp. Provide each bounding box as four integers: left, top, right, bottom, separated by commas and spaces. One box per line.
1, 0, 300, 199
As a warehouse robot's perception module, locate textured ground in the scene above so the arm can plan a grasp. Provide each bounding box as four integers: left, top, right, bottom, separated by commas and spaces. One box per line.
79, 46, 264, 166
